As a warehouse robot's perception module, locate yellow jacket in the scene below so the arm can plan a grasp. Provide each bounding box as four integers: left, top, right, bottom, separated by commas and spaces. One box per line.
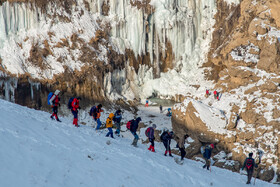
106, 113, 114, 128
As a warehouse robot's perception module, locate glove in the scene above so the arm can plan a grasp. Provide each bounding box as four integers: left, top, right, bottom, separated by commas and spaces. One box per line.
51, 105, 54, 108
78, 106, 81, 109
58, 103, 61, 107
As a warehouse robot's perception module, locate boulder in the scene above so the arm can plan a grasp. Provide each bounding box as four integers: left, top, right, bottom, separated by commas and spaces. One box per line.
185, 137, 202, 159
259, 81, 278, 93
258, 168, 275, 182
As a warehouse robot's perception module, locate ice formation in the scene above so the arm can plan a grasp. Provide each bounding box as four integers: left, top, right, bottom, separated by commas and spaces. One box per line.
0, 0, 220, 100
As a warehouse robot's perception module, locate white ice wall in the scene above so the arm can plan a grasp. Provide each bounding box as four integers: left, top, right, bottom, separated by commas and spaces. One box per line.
99, 0, 217, 100
0, 0, 220, 101
0, 2, 45, 48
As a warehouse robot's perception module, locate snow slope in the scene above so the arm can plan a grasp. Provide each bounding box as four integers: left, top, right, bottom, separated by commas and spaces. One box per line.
0, 99, 276, 187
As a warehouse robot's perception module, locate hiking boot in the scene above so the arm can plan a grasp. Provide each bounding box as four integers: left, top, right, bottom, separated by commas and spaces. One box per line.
164, 153, 167, 156
50, 116, 54, 120
246, 182, 250, 184
169, 154, 173, 157
203, 165, 206, 169
57, 119, 62, 122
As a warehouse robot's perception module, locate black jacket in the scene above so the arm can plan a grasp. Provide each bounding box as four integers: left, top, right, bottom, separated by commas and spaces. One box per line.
242, 157, 257, 171
130, 118, 141, 133
161, 132, 172, 143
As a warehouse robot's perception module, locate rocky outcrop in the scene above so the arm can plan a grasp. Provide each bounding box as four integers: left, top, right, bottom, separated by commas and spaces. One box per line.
172, 98, 279, 182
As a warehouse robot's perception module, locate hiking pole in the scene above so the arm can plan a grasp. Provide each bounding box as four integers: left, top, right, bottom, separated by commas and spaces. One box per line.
254, 150, 264, 185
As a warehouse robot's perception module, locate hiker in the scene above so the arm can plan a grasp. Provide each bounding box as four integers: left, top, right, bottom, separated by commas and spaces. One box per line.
145, 100, 149, 107
234, 113, 240, 128
160, 130, 173, 157
242, 153, 258, 184
105, 113, 114, 138
129, 117, 142, 147
178, 134, 188, 160
202, 144, 214, 170
92, 104, 104, 130
71, 97, 81, 127
49, 90, 61, 122
160, 105, 163, 113
166, 108, 172, 117
205, 89, 210, 97
213, 90, 217, 99
146, 124, 157, 152
113, 109, 122, 136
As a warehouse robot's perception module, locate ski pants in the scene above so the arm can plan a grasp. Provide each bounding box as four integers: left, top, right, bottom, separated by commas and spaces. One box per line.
51, 106, 58, 119
52, 106, 58, 115
149, 138, 154, 147
132, 132, 139, 140
72, 110, 78, 126
246, 169, 254, 183
115, 122, 121, 134
163, 141, 171, 152
95, 118, 102, 130
72, 110, 78, 119
106, 127, 114, 138
179, 147, 186, 160
204, 158, 211, 170
131, 132, 139, 145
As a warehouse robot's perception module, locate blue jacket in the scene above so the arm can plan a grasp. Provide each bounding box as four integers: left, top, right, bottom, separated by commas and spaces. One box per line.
203, 146, 212, 159
113, 110, 122, 123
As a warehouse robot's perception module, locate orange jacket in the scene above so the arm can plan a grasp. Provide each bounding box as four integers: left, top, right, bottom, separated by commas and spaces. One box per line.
106, 113, 114, 128
96, 108, 104, 119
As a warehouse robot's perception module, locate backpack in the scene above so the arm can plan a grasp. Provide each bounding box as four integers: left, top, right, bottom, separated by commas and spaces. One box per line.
89, 106, 96, 116
145, 127, 151, 137
246, 158, 254, 170
160, 131, 167, 142
126, 120, 133, 130
68, 97, 74, 109
47, 92, 53, 105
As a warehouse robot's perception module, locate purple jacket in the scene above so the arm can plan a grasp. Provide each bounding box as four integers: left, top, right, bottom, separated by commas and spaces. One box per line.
148, 127, 155, 139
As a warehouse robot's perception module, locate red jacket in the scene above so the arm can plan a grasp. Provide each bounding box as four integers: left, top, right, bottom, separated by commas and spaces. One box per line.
71, 98, 80, 111
50, 95, 60, 107
214, 91, 217, 95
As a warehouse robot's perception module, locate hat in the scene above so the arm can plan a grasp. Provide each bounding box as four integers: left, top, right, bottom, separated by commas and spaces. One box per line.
109, 113, 114, 118
77, 97, 81, 100
169, 131, 174, 135
152, 124, 157, 128
136, 117, 142, 122
98, 104, 102, 108
210, 144, 214, 149
249, 152, 253, 157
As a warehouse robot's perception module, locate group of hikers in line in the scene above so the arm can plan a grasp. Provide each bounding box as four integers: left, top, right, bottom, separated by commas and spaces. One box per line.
48, 90, 258, 184
206, 89, 221, 100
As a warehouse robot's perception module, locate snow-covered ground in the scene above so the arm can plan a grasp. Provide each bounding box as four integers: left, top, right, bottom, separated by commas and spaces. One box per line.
0, 99, 276, 187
